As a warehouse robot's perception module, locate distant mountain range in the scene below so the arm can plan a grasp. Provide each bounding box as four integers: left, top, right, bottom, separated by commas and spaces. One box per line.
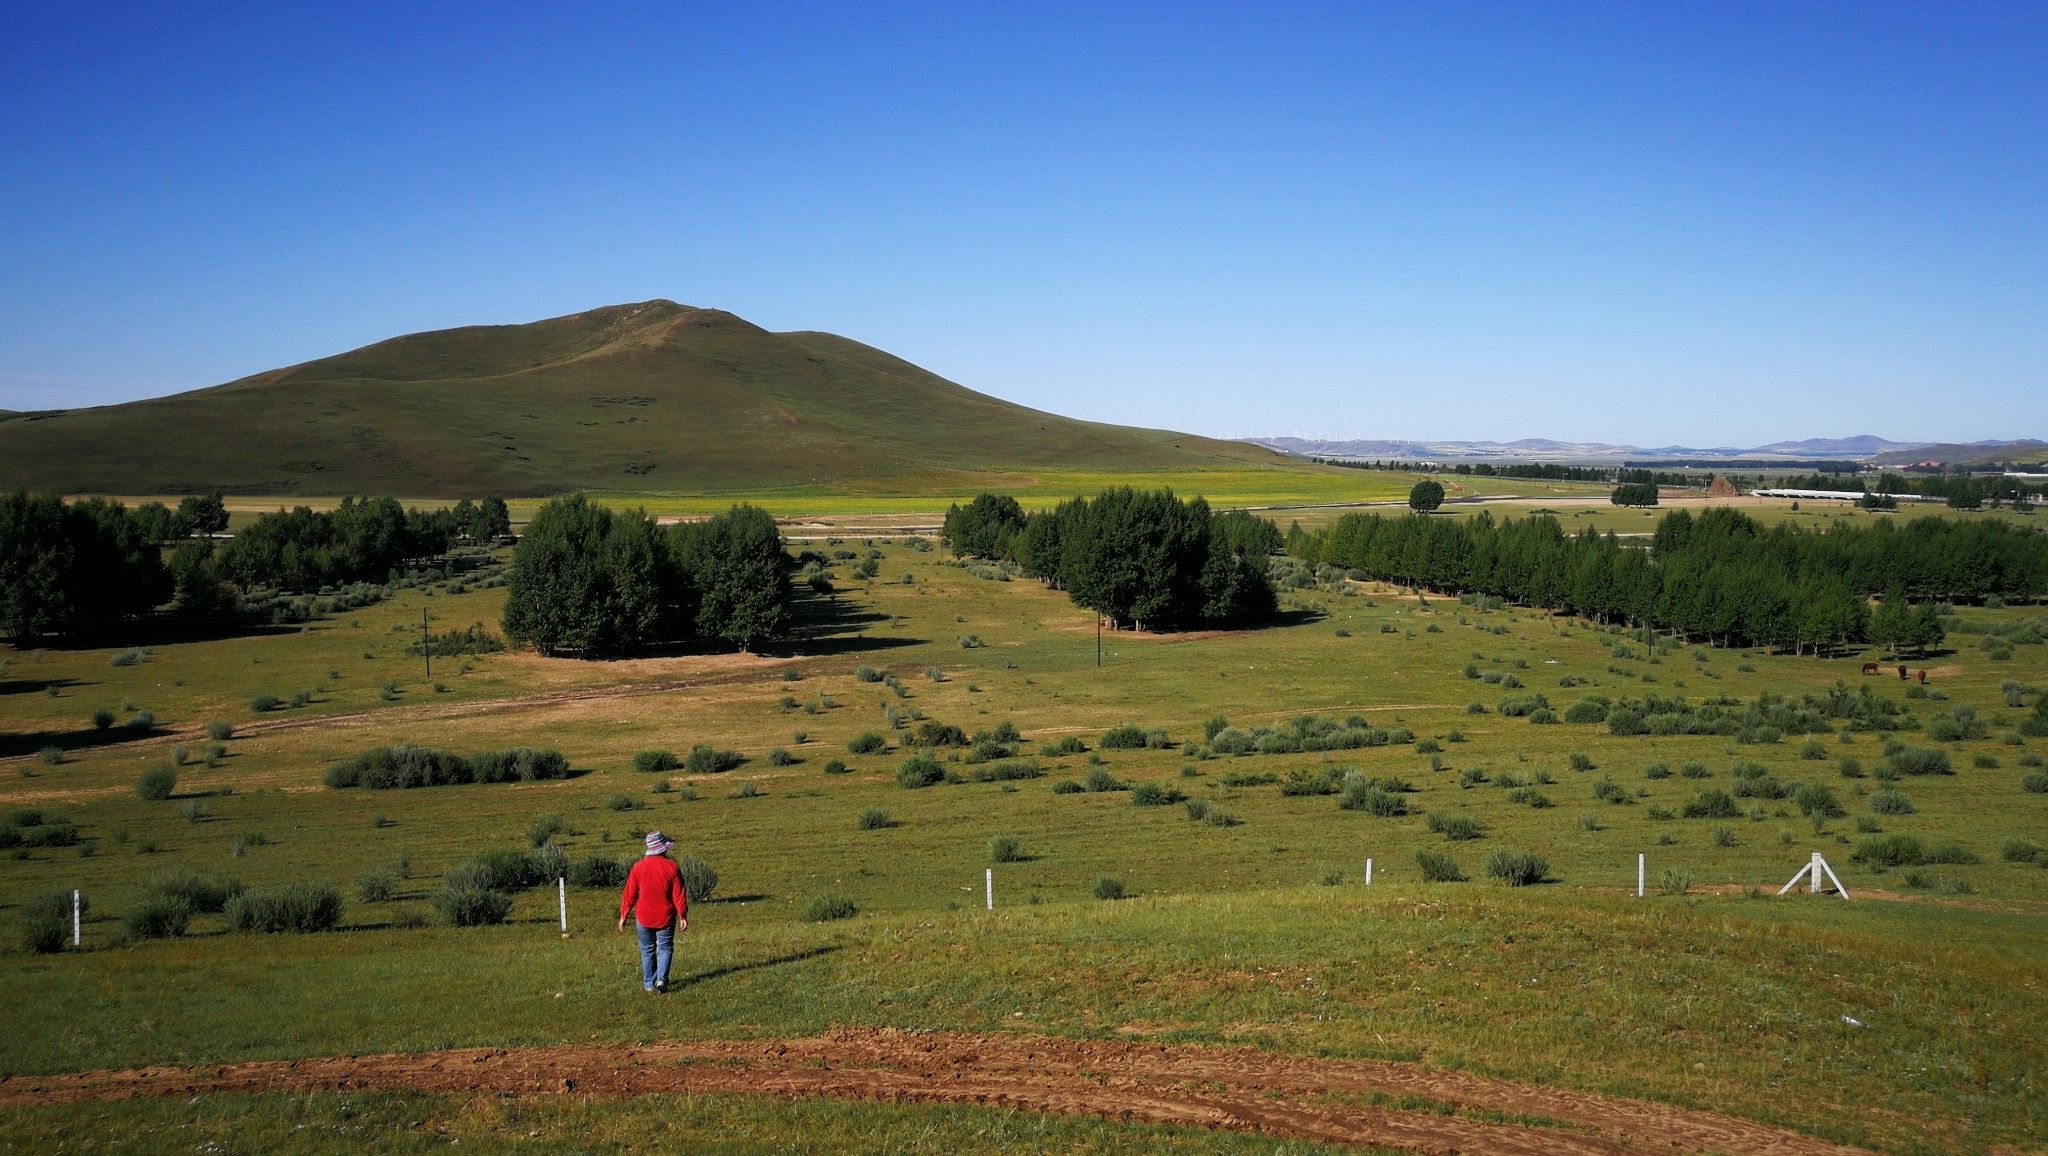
1246, 436, 2048, 466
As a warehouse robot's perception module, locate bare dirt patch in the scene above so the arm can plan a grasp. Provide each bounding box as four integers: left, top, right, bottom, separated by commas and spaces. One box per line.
0, 1028, 1865, 1154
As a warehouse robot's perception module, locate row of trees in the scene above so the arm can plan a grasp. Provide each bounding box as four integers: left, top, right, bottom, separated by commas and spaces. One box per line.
1290, 507, 2041, 652
945, 489, 1279, 630
1775, 471, 2043, 508
502, 496, 793, 656
1610, 482, 1660, 507
0, 491, 512, 642
0, 493, 170, 642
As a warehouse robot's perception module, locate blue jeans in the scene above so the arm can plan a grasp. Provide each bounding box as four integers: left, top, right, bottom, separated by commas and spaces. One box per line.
636, 921, 674, 990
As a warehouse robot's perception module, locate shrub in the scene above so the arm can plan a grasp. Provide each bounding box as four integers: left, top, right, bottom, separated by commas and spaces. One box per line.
896, 753, 944, 789
1838, 757, 1864, 779
1415, 850, 1465, 882
2022, 772, 2048, 794
1038, 735, 1086, 758
854, 665, 882, 683
1643, 763, 1672, 780
1130, 782, 1186, 806
801, 894, 857, 922
17, 891, 76, 954
2000, 839, 2045, 864
856, 807, 894, 831
847, 732, 888, 755
1926, 842, 1980, 865
145, 869, 244, 913
1679, 762, 1710, 779
1506, 788, 1553, 809
822, 758, 849, 775
1657, 868, 1694, 896
604, 793, 638, 812
1105, 721, 1155, 750
1682, 789, 1739, 820
205, 721, 235, 741
357, 871, 397, 903
1868, 789, 1916, 815
1712, 826, 1738, 847
1092, 876, 1127, 900
109, 647, 145, 667
1484, 850, 1548, 886
1082, 766, 1125, 792
675, 853, 718, 903
1427, 812, 1485, 841
436, 885, 513, 926
767, 748, 798, 767
633, 750, 681, 773
1793, 784, 1846, 820
732, 781, 761, 799
1889, 747, 1952, 777
685, 745, 743, 775
527, 813, 570, 847
570, 854, 628, 888
1563, 699, 1609, 725
970, 759, 1046, 783
1852, 834, 1926, 869
123, 894, 191, 939
526, 841, 570, 882
91, 707, 115, 731
988, 834, 1023, 863
136, 766, 177, 801
1051, 779, 1085, 794
1339, 779, 1407, 816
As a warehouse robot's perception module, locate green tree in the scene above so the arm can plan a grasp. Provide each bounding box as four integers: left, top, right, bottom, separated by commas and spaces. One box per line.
671, 504, 791, 651
177, 491, 229, 535
941, 493, 1026, 559
1408, 479, 1445, 513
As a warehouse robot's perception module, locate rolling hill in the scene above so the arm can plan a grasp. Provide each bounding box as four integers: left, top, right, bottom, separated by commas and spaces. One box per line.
0, 301, 1291, 497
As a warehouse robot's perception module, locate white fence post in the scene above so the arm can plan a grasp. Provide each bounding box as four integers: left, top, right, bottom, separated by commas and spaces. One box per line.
72, 889, 80, 948
1637, 853, 1645, 899
557, 877, 568, 934
985, 867, 993, 911
1365, 858, 1373, 886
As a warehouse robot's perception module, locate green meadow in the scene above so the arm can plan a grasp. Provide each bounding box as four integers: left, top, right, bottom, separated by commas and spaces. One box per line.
3, 522, 2046, 1151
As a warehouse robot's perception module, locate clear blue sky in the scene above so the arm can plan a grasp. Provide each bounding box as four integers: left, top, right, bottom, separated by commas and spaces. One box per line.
2, 2, 2041, 446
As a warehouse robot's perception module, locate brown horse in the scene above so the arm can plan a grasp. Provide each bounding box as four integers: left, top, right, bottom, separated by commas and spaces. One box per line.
1897, 665, 1909, 680
1861, 661, 1880, 675
1916, 669, 1928, 684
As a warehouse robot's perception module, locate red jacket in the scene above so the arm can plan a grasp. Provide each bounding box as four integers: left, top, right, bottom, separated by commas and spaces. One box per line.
620, 855, 688, 928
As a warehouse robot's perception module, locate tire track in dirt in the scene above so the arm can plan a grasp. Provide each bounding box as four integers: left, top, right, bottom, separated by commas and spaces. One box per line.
0, 1028, 1867, 1154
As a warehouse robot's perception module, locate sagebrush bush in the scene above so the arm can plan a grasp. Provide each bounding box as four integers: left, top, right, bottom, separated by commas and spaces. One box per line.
801, 894, 857, 922
325, 745, 570, 789
570, 854, 628, 888
685, 745, 743, 775
1415, 850, 1465, 882
1868, 789, 1916, 815
1925, 842, 1981, 865
857, 807, 894, 831
436, 885, 512, 927
1129, 781, 1186, 806
123, 894, 191, 939
1092, 876, 1127, 900
847, 732, 888, 755
1888, 747, 1952, 777
2021, 772, 2048, 794
146, 868, 244, 913
822, 758, 849, 775
1682, 788, 1739, 819
1051, 779, 1084, 795
896, 753, 944, 789
1338, 779, 1407, 816
676, 853, 718, 903
767, 748, 798, 767
633, 750, 680, 773
988, 834, 1023, 863
1427, 812, 1484, 841
1483, 849, 1548, 886
135, 766, 177, 802
357, 871, 396, 903
1082, 766, 1125, 792
1852, 834, 1925, 869
527, 813, 569, 847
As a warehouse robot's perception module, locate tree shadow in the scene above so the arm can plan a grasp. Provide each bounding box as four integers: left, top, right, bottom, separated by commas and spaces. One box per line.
28, 619, 306, 651
0, 724, 166, 761
703, 893, 767, 904
0, 678, 82, 697
669, 944, 841, 990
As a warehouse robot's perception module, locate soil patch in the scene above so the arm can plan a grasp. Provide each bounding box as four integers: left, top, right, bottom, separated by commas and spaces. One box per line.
0, 1028, 1866, 1155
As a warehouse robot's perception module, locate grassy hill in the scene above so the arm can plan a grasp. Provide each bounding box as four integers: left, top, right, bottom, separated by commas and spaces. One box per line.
0, 300, 1297, 497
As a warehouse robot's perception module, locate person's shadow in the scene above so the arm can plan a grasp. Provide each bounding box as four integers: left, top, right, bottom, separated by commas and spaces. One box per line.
668, 944, 841, 990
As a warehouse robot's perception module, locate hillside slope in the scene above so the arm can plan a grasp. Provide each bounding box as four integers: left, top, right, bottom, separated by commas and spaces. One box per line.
0, 301, 1287, 496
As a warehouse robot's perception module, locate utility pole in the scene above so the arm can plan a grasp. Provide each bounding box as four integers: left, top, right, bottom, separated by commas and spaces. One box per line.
422, 608, 431, 680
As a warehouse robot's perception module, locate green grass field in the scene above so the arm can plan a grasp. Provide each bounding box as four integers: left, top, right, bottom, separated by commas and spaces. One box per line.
4, 527, 2046, 1151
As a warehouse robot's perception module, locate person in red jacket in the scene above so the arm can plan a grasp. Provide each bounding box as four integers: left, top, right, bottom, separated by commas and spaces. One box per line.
618, 830, 689, 993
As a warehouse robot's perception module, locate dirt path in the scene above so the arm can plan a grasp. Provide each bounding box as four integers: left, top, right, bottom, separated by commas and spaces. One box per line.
0, 1028, 1865, 1154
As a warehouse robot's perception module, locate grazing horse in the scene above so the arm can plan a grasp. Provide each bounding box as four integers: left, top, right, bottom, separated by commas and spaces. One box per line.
1898, 665, 1909, 680
1916, 669, 1928, 684
1861, 661, 1880, 675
